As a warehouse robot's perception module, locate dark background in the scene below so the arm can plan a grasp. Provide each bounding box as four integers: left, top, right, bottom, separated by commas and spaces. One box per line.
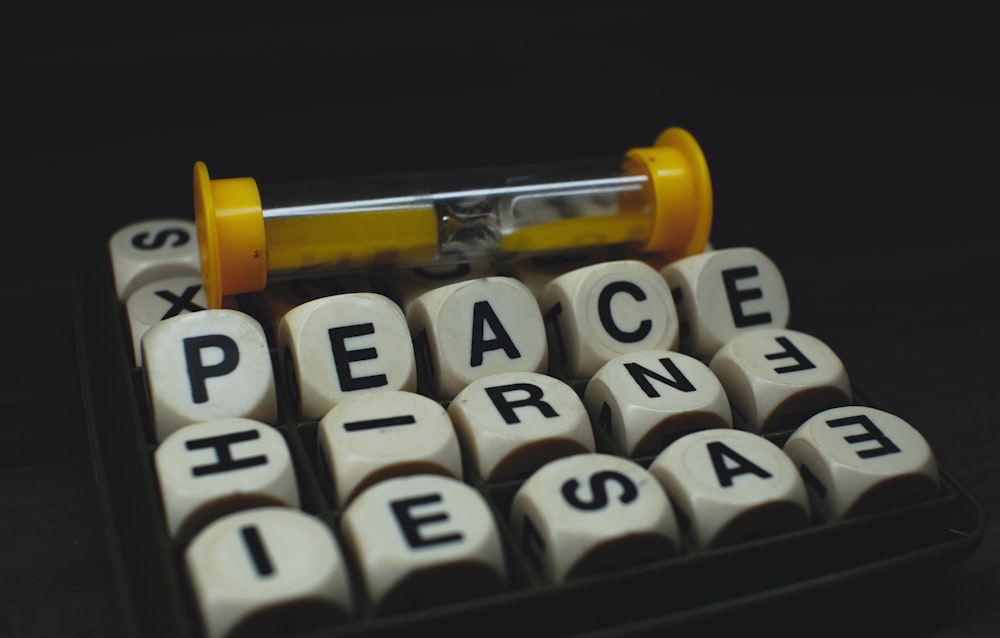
2, 3, 997, 636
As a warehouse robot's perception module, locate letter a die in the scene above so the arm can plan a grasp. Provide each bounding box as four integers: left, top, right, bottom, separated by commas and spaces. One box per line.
660, 247, 789, 360
407, 277, 547, 399
510, 454, 680, 582
539, 260, 679, 380
277, 293, 417, 420
783, 406, 941, 521
142, 309, 277, 442
649, 429, 809, 549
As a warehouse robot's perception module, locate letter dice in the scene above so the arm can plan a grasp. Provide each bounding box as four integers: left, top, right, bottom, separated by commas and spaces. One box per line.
649, 429, 809, 549
709, 328, 851, 432
185, 508, 353, 638
142, 309, 277, 442
109, 218, 201, 300
783, 406, 940, 520
510, 453, 680, 582
125, 275, 209, 365
408, 277, 547, 399
584, 350, 732, 457
660, 247, 789, 359
539, 260, 679, 380
317, 390, 462, 506
340, 475, 506, 615
448, 371, 595, 481
155, 418, 299, 537
278, 293, 417, 420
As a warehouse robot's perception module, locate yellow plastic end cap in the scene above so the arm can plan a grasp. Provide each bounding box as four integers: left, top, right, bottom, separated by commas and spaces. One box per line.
624, 127, 713, 260
193, 161, 266, 308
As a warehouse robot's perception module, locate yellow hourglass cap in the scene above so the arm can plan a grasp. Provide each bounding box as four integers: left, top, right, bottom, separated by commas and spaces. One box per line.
625, 127, 713, 260
193, 161, 267, 308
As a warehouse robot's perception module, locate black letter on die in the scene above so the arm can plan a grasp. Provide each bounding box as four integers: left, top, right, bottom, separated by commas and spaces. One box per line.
561, 470, 639, 511
484, 383, 559, 424
721, 266, 772, 328
328, 323, 389, 392
598, 281, 653, 343
764, 336, 817, 374
390, 493, 464, 549
470, 300, 521, 367
240, 525, 276, 577
183, 335, 240, 404
155, 285, 205, 319
707, 441, 773, 488
826, 414, 901, 459
624, 357, 696, 398
185, 429, 268, 476
131, 228, 190, 250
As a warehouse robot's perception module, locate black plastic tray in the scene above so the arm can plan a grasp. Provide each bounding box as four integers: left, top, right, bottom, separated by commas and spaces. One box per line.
73, 252, 986, 638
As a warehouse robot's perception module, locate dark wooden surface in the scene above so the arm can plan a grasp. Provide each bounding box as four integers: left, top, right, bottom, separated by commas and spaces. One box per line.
2, 6, 997, 637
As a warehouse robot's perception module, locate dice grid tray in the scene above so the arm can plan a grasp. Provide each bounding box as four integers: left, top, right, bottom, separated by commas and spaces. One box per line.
74, 245, 985, 638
